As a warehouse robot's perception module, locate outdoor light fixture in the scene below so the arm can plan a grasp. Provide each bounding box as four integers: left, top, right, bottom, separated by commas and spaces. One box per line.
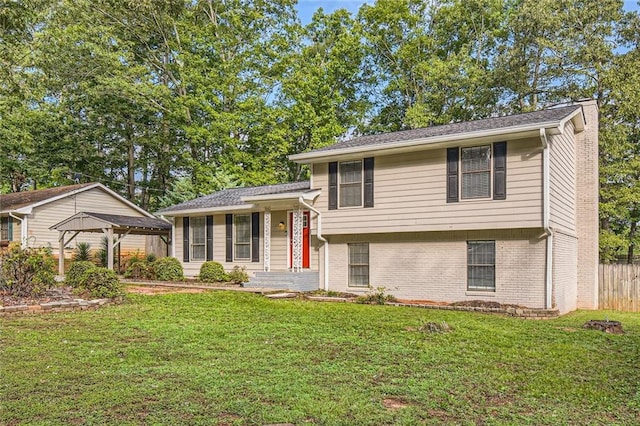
278, 221, 286, 231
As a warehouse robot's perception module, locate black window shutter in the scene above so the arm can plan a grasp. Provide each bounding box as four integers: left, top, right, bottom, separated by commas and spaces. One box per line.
206, 215, 213, 261
328, 161, 338, 210
493, 142, 507, 200
363, 157, 374, 208
251, 212, 260, 263
182, 217, 190, 262
446, 147, 459, 203
225, 214, 233, 262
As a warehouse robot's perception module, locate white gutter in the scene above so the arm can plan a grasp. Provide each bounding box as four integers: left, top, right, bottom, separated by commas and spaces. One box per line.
540, 129, 553, 309
9, 212, 27, 249
298, 196, 329, 291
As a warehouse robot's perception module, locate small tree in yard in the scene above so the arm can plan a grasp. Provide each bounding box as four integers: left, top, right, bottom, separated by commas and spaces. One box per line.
0, 244, 56, 297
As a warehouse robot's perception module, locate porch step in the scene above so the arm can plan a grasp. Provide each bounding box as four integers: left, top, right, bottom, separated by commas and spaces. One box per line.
246, 271, 319, 292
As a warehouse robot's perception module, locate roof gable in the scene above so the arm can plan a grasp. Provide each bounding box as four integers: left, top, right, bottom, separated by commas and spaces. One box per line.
0, 183, 153, 217
158, 181, 311, 214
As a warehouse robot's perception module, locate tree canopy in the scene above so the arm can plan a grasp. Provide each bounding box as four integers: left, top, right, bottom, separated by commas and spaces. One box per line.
0, 0, 638, 261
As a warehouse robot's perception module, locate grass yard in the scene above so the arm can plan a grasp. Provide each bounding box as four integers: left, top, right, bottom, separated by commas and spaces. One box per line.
2, 291, 640, 425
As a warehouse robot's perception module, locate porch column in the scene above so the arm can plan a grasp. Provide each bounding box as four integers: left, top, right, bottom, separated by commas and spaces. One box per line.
292, 206, 303, 272
263, 208, 271, 272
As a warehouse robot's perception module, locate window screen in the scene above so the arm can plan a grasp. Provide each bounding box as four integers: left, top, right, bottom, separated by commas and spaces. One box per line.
234, 214, 251, 260
191, 217, 206, 261
467, 240, 495, 291
349, 243, 369, 287
461, 146, 491, 199
339, 160, 363, 207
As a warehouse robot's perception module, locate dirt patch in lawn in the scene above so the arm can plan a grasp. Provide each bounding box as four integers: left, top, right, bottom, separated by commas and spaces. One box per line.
382, 398, 410, 410
126, 286, 209, 295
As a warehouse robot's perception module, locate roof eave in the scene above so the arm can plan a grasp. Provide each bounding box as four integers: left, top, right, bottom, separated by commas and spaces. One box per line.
157, 204, 257, 217
241, 189, 321, 204
289, 121, 568, 163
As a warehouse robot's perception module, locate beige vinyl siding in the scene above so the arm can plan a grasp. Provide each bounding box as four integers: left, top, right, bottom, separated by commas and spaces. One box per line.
549, 120, 577, 234
175, 210, 319, 279
327, 228, 546, 308
553, 231, 578, 314
312, 137, 543, 235
27, 188, 148, 256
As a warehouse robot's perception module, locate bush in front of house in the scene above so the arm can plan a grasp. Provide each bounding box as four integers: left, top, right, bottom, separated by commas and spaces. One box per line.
66, 261, 97, 288
228, 266, 249, 284
153, 257, 184, 281
123, 254, 156, 280
79, 267, 125, 299
0, 244, 56, 297
198, 261, 229, 283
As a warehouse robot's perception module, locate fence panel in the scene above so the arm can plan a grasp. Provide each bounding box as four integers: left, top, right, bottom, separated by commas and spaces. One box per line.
599, 264, 640, 312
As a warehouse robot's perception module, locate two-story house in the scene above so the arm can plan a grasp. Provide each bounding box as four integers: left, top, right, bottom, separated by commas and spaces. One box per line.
158, 100, 598, 314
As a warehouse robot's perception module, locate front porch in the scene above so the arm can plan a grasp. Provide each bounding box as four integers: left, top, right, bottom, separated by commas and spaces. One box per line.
245, 271, 320, 292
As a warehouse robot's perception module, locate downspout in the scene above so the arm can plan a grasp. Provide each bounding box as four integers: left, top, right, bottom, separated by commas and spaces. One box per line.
9, 212, 26, 249
540, 128, 553, 309
299, 197, 329, 291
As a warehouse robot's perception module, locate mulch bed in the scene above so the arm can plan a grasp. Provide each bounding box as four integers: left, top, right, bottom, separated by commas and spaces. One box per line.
1, 286, 77, 307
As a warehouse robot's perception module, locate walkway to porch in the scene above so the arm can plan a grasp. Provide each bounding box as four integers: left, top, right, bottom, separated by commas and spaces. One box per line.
245, 271, 319, 292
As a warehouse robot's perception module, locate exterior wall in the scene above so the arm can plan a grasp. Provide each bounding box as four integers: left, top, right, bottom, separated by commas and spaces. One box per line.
575, 100, 599, 309
327, 228, 547, 308
553, 231, 578, 314
26, 188, 149, 257
549, 121, 577, 235
312, 137, 543, 235
174, 209, 319, 279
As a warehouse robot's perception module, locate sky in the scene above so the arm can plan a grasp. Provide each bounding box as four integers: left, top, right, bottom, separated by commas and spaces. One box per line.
295, 0, 640, 24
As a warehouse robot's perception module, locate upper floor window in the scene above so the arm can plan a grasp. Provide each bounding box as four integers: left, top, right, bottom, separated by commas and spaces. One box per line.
447, 142, 506, 203
461, 145, 491, 199
339, 160, 363, 207
329, 158, 374, 210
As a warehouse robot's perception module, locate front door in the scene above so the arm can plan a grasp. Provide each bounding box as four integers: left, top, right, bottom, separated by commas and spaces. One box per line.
289, 211, 310, 269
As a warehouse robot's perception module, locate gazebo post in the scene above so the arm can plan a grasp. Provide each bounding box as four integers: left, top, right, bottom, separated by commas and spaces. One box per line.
106, 228, 114, 271
58, 231, 67, 276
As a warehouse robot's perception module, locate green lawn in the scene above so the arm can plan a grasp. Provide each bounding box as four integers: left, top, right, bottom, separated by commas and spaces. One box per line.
2, 291, 639, 425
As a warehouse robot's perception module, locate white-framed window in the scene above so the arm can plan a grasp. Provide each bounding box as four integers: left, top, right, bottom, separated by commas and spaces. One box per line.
348, 243, 369, 287
191, 216, 206, 261
467, 240, 495, 291
461, 145, 491, 199
339, 160, 363, 207
0, 217, 10, 241
234, 214, 251, 260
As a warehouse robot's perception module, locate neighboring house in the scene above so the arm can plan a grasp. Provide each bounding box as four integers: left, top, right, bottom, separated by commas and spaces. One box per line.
0, 183, 167, 263
158, 100, 599, 314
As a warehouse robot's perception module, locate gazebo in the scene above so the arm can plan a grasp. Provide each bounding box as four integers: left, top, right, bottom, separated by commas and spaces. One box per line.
50, 212, 172, 275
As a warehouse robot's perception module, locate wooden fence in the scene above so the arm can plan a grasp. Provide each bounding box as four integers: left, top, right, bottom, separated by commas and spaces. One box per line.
599, 264, 640, 312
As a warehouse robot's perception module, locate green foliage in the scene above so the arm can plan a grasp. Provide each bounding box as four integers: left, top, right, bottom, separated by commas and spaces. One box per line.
198, 261, 229, 283
355, 286, 397, 305
72, 242, 91, 262
65, 261, 96, 288
79, 267, 125, 299
0, 244, 56, 297
227, 266, 249, 284
123, 258, 155, 280
153, 257, 183, 282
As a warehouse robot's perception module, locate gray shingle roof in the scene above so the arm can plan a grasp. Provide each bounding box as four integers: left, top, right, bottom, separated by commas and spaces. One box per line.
0, 183, 97, 211
157, 181, 311, 214
303, 105, 582, 155
81, 212, 171, 230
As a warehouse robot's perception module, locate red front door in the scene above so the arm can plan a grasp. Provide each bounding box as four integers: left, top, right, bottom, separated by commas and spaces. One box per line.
289, 211, 310, 269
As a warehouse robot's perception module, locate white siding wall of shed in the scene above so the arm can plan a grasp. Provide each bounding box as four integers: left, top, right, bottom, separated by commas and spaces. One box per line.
27, 188, 148, 256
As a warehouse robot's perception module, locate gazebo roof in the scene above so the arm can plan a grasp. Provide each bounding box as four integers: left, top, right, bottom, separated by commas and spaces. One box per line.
50, 212, 171, 236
